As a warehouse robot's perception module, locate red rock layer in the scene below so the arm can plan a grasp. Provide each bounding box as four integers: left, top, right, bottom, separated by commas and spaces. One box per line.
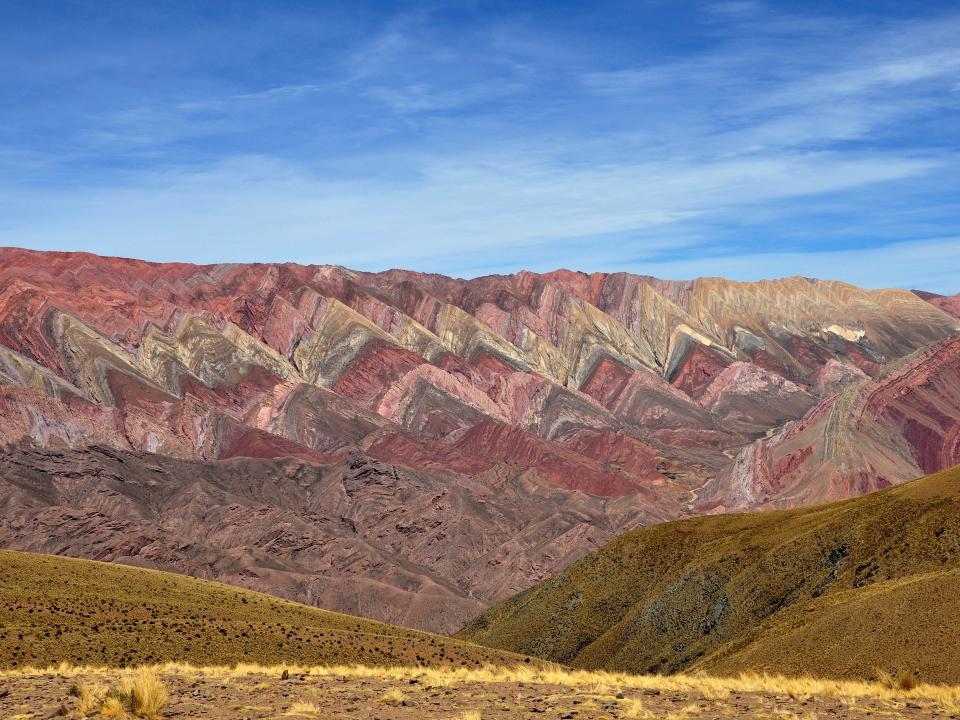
702, 335, 960, 510
915, 289, 960, 320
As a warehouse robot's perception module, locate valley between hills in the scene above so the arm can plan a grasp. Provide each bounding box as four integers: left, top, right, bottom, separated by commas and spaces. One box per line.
2, 248, 960, 718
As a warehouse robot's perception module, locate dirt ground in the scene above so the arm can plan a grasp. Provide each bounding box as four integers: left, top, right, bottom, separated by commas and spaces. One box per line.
2, 666, 957, 719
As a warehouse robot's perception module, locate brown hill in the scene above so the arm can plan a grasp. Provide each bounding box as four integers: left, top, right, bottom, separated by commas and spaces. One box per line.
0, 549, 532, 670
457, 464, 960, 684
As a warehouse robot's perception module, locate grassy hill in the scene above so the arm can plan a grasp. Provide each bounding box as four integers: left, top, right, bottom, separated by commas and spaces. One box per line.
457, 464, 960, 684
0, 550, 531, 670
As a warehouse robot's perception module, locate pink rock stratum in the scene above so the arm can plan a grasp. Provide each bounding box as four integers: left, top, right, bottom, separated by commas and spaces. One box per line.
0, 247, 958, 631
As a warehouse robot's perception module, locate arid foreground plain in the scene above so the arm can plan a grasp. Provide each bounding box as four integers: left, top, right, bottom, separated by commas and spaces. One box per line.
5, 662, 960, 719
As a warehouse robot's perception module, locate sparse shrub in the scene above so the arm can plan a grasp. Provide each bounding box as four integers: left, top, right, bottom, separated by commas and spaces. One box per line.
285, 702, 321, 716
896, 670, 918, 692
69, 668, 167, 719
876, 668, 918, 693
379, 687, 407, 706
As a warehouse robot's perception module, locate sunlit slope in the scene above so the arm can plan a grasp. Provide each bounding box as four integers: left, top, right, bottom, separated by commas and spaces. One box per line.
458, 464, 960, 683
0, 550, 531, 670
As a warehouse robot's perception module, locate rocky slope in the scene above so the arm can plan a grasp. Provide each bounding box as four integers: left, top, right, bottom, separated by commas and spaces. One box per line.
458, 464, 960, 684
701, 334, 960, 510
0, 444, 664, 633
0, 247, 957, 630
915, 289, 960, 319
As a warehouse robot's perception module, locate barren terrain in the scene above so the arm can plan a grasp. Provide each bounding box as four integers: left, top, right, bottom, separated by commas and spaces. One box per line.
2, 663, 957, 719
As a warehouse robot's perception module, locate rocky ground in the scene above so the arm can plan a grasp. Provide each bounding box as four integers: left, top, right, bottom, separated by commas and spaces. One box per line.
1, 665, 956, 719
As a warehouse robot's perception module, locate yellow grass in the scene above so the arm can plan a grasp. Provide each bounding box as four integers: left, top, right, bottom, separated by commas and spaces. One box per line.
379, 687, 407, 705
64, 667, 168, 718
99, 696, 127, 718
664, 703, 702, 720
876, 667, 919, 691
72, 682, 102, 715
285, 702, 322, 716
9, 660, 960, 715
620, 697, 651, 718
125, 667, 169, 718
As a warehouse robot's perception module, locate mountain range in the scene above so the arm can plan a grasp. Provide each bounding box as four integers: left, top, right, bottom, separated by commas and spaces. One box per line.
1, 246, 958, 632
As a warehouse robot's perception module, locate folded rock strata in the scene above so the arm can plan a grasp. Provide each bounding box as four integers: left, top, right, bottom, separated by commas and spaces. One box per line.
0, 247, 957, 630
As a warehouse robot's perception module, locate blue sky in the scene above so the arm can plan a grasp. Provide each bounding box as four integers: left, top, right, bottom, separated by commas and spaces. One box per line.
1, 1, 959, 291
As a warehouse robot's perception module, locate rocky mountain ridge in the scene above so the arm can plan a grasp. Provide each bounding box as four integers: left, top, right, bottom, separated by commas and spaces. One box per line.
0, 246, 957, 630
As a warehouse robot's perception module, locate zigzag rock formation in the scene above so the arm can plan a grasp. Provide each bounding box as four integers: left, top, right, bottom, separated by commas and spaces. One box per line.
0, 247, 958, 631
701, 333, 960, 510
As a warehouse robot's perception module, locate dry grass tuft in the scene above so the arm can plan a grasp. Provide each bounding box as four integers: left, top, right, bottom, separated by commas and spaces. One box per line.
100, 695, 128, 718
662, 703, 702, 720
285, 702, 322, 716
875, 668, 919, 692
65, 667, 167, 718
125, 667, 169, 718
896, 670, 918, 691
699, 683, 730, 701
379, 687, 407, 706
69, 682, 102, 715
620, 697, 653, 719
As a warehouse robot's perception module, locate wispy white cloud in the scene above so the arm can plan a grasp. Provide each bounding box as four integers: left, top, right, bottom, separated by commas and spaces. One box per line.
1, 2, 958, 292
628, 237, 960, 295
757, 50, 960, 110
177, 84, 329, 113
705, 1, 764, 17
0, 147, 940, 269
366, 77, 528, 114
581, 12, 960, 122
